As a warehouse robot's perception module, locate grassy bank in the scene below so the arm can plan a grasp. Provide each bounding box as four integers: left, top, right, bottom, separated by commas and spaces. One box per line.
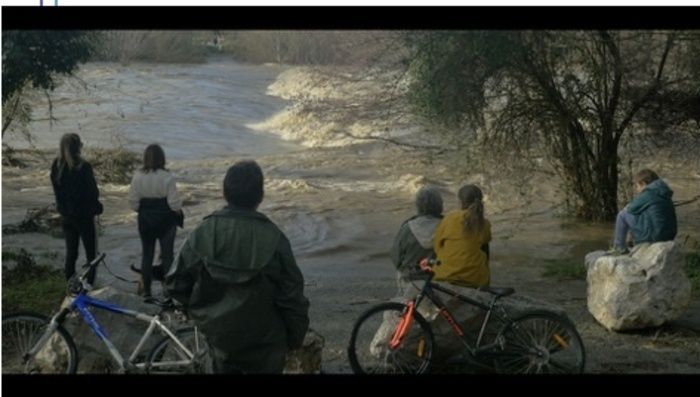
541, 252, 700, 297
2, 249, 65, 315
541, 258, 587, 280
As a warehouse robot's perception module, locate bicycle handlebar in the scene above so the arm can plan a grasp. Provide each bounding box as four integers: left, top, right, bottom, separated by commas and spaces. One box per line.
83, 252, 107, 267
78, 252, 106, 282
418, 257, 441, 273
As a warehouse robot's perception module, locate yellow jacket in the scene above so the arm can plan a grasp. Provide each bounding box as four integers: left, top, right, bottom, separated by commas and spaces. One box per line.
433, 209, 491, 287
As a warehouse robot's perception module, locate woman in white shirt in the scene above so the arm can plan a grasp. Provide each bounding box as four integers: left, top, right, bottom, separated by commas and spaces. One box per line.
129, 144, 183, 300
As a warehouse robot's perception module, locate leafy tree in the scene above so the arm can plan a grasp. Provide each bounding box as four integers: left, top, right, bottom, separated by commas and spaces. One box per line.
404, 31, 700, 221
2, 30, 95, 136
3, 30, 95, 103
93, 31, 206, 64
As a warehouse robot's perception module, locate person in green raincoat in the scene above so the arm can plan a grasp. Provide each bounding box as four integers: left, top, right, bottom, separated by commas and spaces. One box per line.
164, 160, 310, 374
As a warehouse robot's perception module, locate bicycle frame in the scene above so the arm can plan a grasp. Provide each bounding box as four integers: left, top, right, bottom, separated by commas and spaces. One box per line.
404, 276, 513, 360
349, 258, 585, 375
27, 291, 200, 373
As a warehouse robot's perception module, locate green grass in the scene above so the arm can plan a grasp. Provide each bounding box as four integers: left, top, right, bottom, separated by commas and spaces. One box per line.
2, 249, 65, 315
541, 258, 587, 280
540, 252, 699, 293
686, 252, 700, 297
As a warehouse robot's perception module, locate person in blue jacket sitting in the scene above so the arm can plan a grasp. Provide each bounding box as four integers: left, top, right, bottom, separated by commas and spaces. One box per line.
610, 169, 677, 254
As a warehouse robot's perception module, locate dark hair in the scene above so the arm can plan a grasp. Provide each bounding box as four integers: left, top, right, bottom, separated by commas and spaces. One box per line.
415, 186, 443, 217
223, 160, 264, 209
54, 133, 83, 184
634, 169, 659, 185
142, 144, 166, 172
458, 184, 485, 233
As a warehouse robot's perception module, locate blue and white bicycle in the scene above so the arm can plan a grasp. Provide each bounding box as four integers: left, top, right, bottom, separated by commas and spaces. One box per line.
2, 253, 210, 374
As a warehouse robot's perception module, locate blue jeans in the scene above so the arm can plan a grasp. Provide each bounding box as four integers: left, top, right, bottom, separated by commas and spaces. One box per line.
614, 207, 636, 250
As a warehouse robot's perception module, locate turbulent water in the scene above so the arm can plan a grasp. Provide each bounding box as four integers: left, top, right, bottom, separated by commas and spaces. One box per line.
6, 60, 298, 159
3, 59, 700, 373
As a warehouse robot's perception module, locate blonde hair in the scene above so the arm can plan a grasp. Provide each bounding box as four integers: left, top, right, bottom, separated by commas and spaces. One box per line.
54, 133, 83, 184
458, 184, 485, 233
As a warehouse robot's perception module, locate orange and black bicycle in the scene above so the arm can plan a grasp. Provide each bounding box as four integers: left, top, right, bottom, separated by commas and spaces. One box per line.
347, 258, 585, 374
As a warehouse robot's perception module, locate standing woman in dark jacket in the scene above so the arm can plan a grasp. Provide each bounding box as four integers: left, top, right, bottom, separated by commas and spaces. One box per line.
50, 133, 103, 286
129, 144, 183, 300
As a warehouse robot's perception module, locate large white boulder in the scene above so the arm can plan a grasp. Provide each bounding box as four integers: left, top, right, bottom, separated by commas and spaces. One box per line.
586, 241, 691, 332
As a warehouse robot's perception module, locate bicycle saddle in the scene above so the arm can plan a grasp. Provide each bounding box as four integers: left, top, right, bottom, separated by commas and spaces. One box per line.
477, 286, 515, 297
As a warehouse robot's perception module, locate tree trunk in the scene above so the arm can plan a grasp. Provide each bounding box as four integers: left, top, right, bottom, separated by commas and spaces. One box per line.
595, 150, 620, 222
2, 92, 23, 138
591, 121, 621, 222
565, 158, 618, 222
558, 124, 620, 222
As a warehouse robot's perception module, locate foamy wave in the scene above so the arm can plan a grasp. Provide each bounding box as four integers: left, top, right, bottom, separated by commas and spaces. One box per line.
266, 67, 376, 101
250, 66, 416, 148
307, 173, 429, 196
267, 178, 316, 192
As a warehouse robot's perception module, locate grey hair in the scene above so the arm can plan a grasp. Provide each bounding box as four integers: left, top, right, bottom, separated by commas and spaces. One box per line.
415, 186, 443, 217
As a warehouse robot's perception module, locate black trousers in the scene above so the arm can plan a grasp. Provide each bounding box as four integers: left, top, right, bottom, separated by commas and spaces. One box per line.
139, 224, 176, 297
62, 216, 97, 284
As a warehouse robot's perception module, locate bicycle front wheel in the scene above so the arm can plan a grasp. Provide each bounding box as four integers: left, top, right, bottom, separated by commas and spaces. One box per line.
2, 312, 78, 374
494, 311, 585, 374
348, 302, 434, 374
146, 328, 210, 374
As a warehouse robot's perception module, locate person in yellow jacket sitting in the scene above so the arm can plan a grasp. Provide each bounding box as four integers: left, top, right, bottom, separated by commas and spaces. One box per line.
433, 184, 492, 287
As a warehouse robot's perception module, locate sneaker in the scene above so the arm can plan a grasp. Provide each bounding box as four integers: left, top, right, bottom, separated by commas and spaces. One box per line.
604, 247, 629, 256
136, 280, 145, 296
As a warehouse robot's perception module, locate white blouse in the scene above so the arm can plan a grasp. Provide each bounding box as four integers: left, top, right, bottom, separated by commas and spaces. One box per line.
128, 169, 182, 212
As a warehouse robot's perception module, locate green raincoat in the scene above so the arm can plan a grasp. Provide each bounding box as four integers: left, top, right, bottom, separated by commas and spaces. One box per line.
165, 206, 310, 373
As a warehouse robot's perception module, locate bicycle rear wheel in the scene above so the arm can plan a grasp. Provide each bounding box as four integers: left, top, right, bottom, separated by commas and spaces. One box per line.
347, 302, 434, 374
2, 312, 78, 374
494, 311, 585, 374
146, 328, 210, 374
